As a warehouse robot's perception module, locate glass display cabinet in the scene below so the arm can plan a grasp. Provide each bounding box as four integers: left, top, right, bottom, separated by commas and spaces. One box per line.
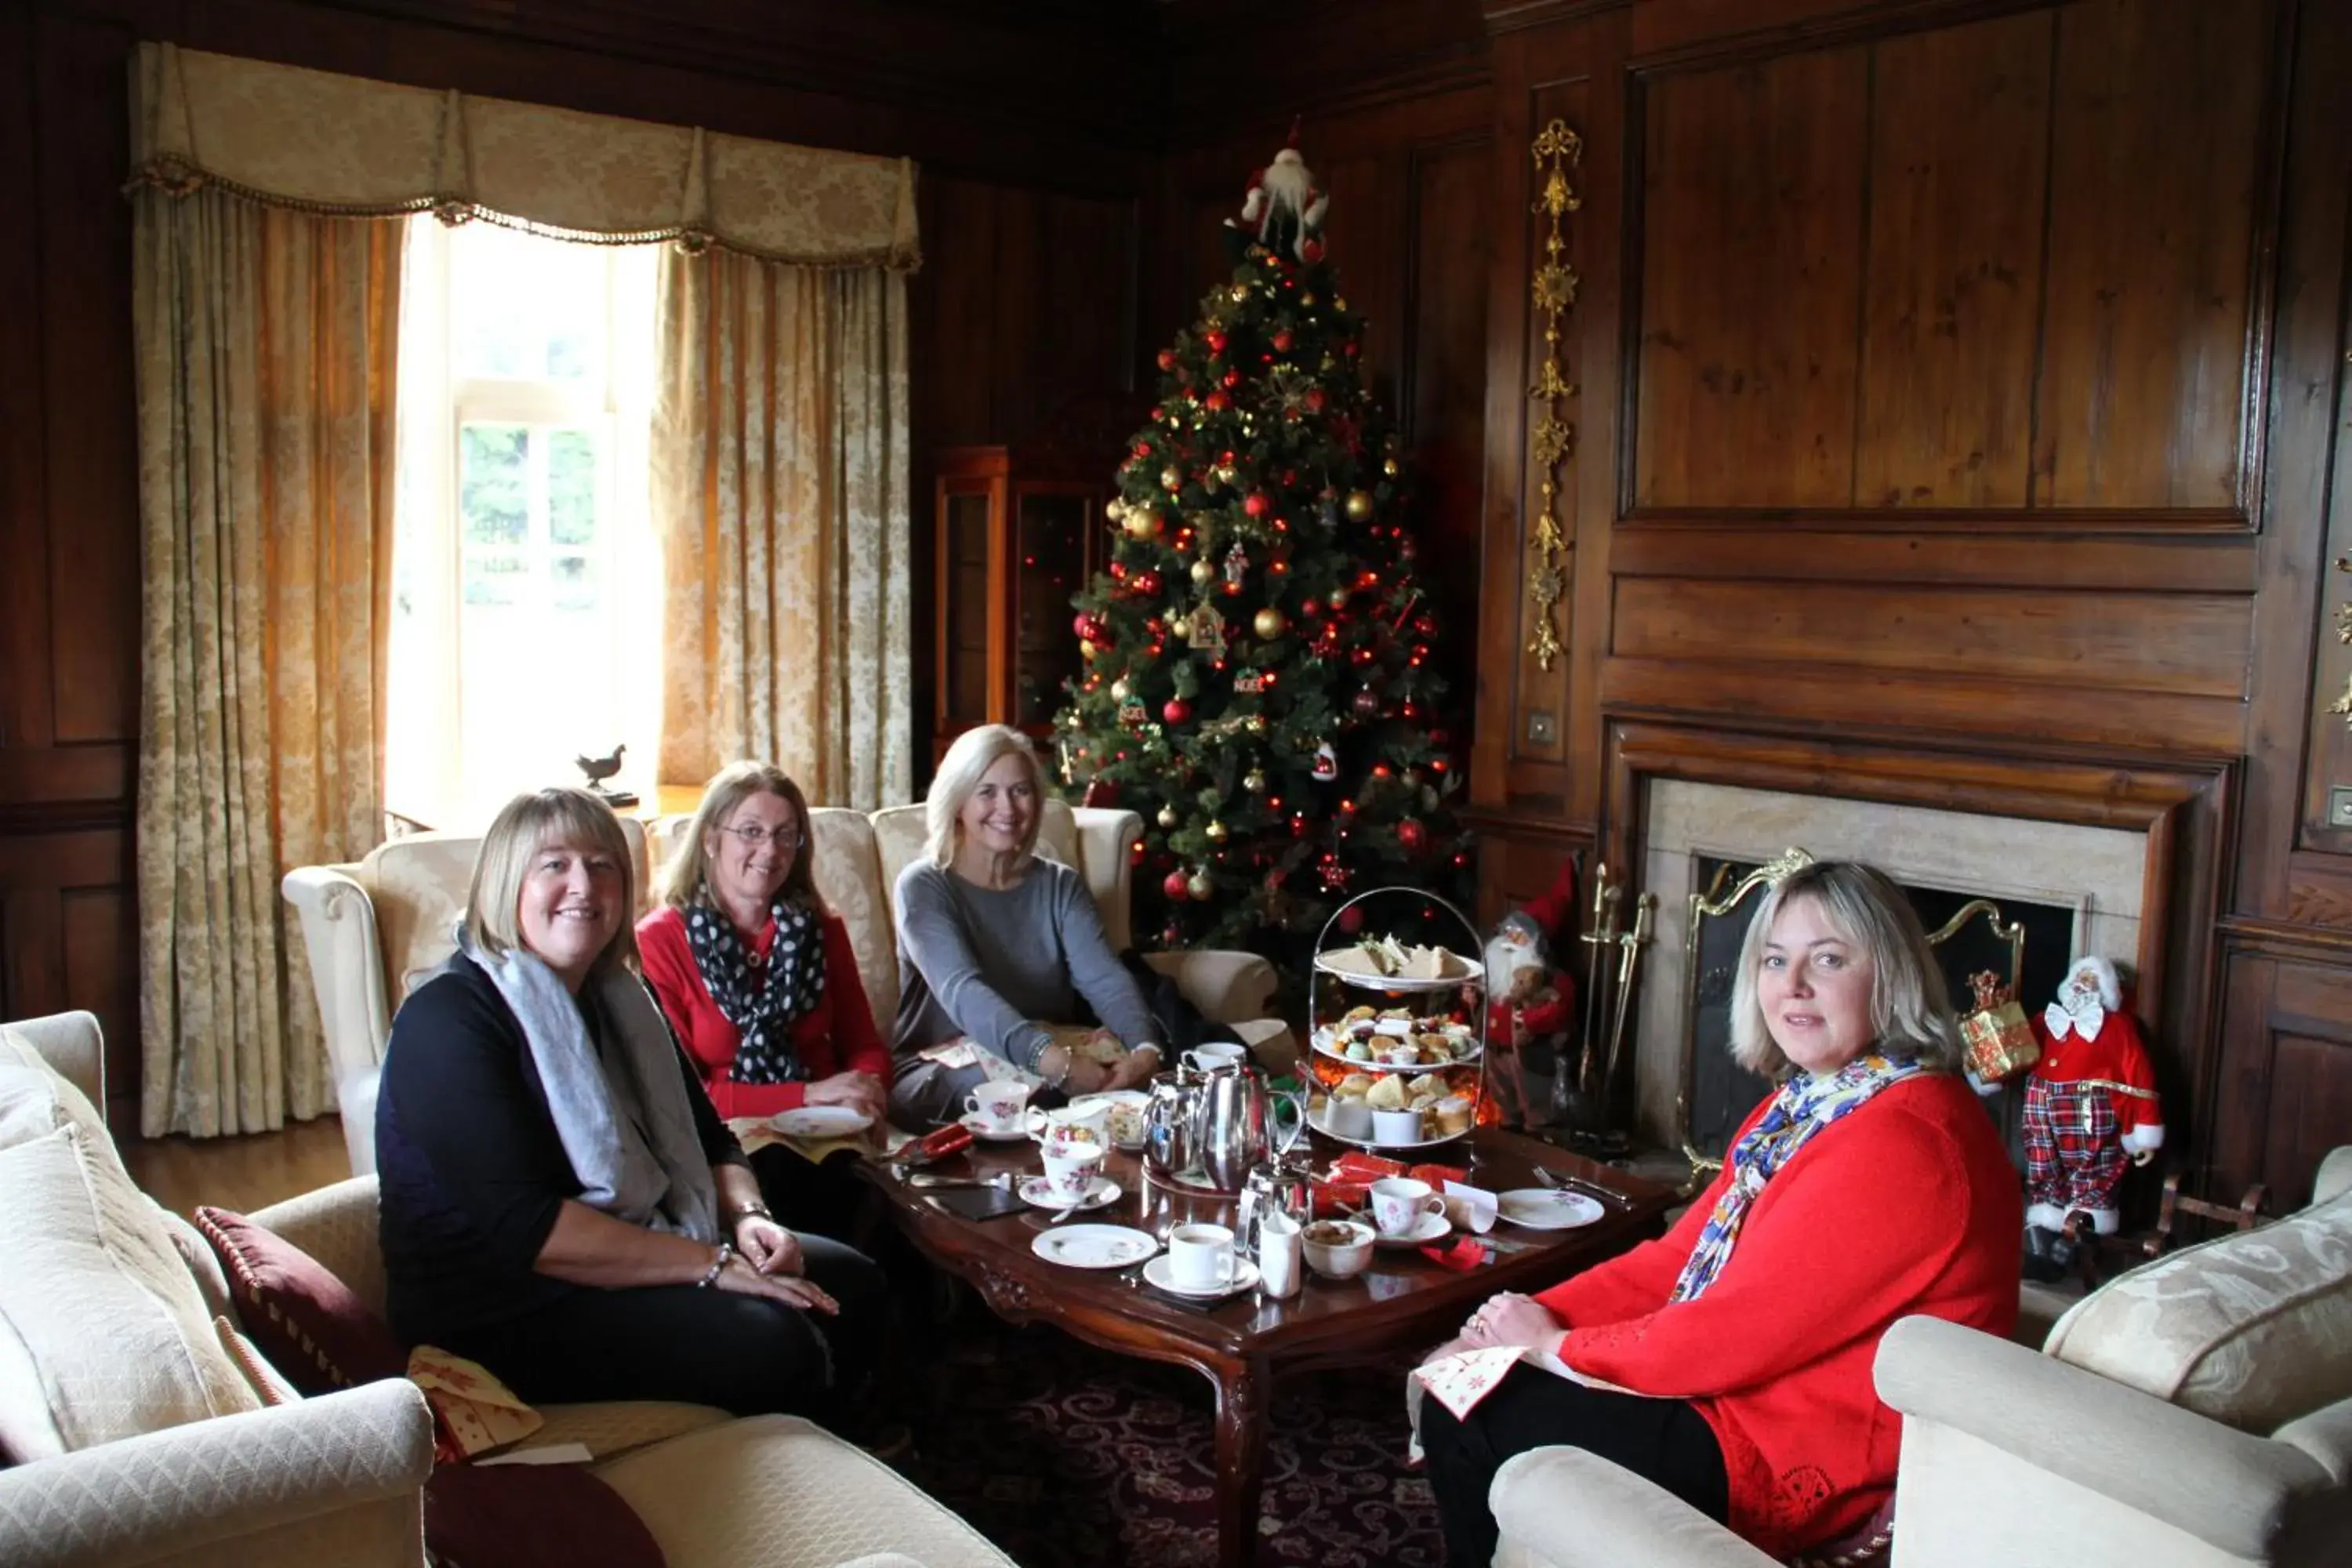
931, 444, 1110, 761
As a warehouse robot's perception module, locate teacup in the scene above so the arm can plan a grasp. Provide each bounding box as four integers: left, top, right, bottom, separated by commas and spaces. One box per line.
1167, 1221, 1238, 1290
1032, 1102, 1110, 1149
1183, 1042, 1249, 1076
1040, 1140, 1105, 1205
1369, 1176, 1446, 1239
965, 1079, 1032, 1133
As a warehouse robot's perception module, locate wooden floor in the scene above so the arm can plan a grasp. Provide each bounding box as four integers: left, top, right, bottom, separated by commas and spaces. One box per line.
122, 1115, 355, 1218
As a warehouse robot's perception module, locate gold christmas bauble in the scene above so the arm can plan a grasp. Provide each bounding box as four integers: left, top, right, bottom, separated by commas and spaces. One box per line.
1301, 292, 1317, 307
1345, 490, 1375, 522
1334, 296, 1348, 313
1229, 282, 1250, 303
1157, 805, 1178, 829
1105, 498, 1126, 523
1125, 508, 1163, 539
1160, 466, 1183, 493
1190, 559, 1214, 585
1253, 607, 1289, 639
1186, 869, 1214, 901
1080, 641, 1098, 661
1243, 768, 1266, 793
1245, 714, 1268, 735
1205, 819, 1228, 843
1214, 464, 1237, 486
1383, 459, 1399, 477
1109, 678, 1130, 702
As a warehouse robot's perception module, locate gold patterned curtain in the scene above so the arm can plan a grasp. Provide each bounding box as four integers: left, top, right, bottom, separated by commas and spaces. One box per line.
654, 249, 913, 810
132, 186, 401, 1137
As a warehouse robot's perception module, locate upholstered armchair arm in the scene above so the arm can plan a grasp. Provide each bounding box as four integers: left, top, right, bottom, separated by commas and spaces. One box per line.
1139, 948, 1279, 1024
1876, 1315, 2340, 1561
251, 1176, 387, 1316
0, 1379, 432, 1568
4, 1009, 105, 1105
281, 866, 390, 1174
1490, 1447, 1776, 1568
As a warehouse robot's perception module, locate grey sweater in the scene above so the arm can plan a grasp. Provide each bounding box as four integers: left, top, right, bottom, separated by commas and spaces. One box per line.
891, 856, 1157, 1070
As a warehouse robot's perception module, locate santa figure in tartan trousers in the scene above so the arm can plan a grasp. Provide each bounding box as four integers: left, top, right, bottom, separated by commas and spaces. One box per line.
2024, 955, 2163, 1238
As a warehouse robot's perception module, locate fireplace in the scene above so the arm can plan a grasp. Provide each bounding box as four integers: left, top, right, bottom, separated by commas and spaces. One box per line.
1630, 780, 2153, 1149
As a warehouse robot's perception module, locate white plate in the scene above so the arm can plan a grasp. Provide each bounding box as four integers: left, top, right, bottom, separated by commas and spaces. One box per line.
1496, 1189, 1606, 1231
768, 1105, 873, 1138
1312, 952, 1480, 993
1370, 1211, 1455, 1248
1308, 1029, 1482, 1073
957, 1112, 1033, 1144
1031, 1224, 1159, 1270
1141, 1254, 1262, 1299
1017, 1174, 1121, 1213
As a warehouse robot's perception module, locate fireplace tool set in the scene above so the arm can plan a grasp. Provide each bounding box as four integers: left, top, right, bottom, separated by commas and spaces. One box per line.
1549, 863, 1657, 1159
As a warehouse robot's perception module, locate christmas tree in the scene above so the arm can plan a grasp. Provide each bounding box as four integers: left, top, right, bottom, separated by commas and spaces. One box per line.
1054, 138, 1472, 959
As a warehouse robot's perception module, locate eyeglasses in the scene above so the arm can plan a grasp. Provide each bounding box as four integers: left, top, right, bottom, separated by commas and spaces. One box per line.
717, 824, 800, 849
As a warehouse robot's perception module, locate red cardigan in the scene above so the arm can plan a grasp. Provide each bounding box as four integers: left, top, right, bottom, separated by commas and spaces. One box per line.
635, 905, 891, 1120
1536, 1073, 2020, 1558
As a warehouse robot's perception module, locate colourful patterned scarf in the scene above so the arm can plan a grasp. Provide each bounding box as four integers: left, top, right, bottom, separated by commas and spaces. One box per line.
1670, 1053, 1928, 1303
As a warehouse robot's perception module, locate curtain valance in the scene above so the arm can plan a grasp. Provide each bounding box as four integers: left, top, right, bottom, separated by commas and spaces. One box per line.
130, 42, 920, 272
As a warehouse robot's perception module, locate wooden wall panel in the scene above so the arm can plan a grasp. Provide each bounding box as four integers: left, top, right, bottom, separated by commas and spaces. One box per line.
2034, 0, 2270, 510
1854, 10, 2050, 508
1409, 137, 1497, 709
1610, 579, 2250, 697
1634, 46, 1869, 507
2264, 1032, 2352, 1210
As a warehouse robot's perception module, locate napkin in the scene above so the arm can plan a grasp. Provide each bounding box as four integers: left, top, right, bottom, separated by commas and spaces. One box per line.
1419, 1235, 1490, 1271
1442, 1181, 1497, 1233
1412, 1345, 1526, 1421
408, 1346, 543, 1462
727, 1117, 913, 1166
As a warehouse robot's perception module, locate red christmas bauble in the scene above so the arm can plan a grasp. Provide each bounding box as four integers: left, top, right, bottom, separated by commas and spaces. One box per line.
1306, 387, 1327, 413
1397, 818, 1427, 853
1163, 869, 1192, 901
1243, 492, 1269, 518
1344, 341, 1360, 358
1336, 904, 1363, 932
1352, 687, 1381, 716
1301, 238, 1324, 263
1206, 330, 1228, 354
1206, 390, 1230, 412
1162, 697, 1192, 725
1083, 779, 1120, 808
1272, 329, 1294, 352
1073, 612, 1100, 643
1156, 349, 1175, 372
1131, 441, 1152, 459
1222, 369, 1240, 390
1131, 569, 1162, 597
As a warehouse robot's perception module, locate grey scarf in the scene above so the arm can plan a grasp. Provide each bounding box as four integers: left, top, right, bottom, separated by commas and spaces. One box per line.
456, 927, 721, 1245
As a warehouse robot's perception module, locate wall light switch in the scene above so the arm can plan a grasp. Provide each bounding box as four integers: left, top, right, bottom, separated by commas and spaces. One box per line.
2330, 786, 2352, 829
1526, 710, 1558, 747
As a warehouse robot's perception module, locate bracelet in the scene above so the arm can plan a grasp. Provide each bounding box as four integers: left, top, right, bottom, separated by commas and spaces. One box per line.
728, 1203, 773, 1224
695, 1241, 735, 1289
1044, 1048, 1073, 1091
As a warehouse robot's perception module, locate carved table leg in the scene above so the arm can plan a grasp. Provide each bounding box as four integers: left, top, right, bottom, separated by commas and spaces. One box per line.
1209, 1356, 1270, 1568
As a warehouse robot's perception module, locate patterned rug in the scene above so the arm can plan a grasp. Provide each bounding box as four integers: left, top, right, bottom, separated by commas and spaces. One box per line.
901, 1313, 1445, 1568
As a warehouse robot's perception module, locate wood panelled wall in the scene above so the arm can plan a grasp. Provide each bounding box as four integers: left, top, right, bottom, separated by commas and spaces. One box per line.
1, 0, 1151, 1124
1471, 0, 2352, 1207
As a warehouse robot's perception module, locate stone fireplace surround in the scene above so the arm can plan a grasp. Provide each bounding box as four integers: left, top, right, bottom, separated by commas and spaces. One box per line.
1596, 724, 2232, 1152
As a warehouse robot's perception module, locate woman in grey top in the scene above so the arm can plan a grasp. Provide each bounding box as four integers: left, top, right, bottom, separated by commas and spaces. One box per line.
889, 724, 1163, 1125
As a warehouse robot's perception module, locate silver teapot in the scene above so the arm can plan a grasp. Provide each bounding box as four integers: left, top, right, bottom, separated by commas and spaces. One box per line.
1194, 1065, 1308, 1192
1236, 1156, 1313, 1254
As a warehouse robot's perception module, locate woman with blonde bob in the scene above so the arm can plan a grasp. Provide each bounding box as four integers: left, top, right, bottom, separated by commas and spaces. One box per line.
1419, 860, 2018, 1567
889, 723, 1162, 1126
374, 786, 884, 1424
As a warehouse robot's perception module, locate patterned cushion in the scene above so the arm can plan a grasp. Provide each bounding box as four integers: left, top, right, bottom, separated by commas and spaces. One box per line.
0, 1044, 110, 1155
0, 1125, 260, 1459
194, 1206, 408, 1396
2043, 1183, 2352, 1432
808, 808, 896, 1033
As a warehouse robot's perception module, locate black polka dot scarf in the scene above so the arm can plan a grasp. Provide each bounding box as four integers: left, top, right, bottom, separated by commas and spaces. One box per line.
683, 884, 827, 1084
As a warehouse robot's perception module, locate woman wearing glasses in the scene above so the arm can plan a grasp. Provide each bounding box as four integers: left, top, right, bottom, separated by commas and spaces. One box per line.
637, 761, 891, 1237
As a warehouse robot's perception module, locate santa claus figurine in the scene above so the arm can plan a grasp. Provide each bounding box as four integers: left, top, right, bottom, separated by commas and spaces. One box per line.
2024, 956, 2162, 1254
1226, 132, 1330, 263
1482, 930, 1573, 1128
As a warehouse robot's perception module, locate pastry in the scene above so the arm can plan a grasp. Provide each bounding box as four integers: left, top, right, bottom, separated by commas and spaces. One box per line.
1366, 1074, 1410, 1111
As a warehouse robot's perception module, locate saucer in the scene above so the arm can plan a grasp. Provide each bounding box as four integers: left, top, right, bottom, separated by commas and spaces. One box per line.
1495, 1189, 1605, 1230
1141, 1254, 1261, 1299
1031, 1224, 1157, 1269
1017, 1174, 1120, 1213
1370, 1211, 1454, 1248
768, 1105, 872, 1138
958, 1112, 1033, 1144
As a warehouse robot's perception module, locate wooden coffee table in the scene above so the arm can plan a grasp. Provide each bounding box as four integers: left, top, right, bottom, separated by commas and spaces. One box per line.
861, 1127, 1675, 1568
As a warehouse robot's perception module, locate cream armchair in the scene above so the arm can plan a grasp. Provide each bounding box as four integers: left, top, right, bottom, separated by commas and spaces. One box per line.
1489, 1152, 2352, 1568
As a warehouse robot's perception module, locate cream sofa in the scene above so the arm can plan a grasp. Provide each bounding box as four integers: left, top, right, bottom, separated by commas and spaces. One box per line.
287, 798, 1290, 1172
0, 1010, 1018, 1568
1490, 1149, 2352, 1568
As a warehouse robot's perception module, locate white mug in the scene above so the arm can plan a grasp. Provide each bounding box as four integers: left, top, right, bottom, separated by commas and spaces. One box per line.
1323, 1098, 1374, 1141
1183, 1042, 1249, 1076
1369, 1177, 1446, 1239
1040, 1141, 1105, 1204
1167, 1221, 1237, 1289
1258, 1211, 1303, 1299
1372, 1107, 1426, 1147
965, 1080, 1032, 1132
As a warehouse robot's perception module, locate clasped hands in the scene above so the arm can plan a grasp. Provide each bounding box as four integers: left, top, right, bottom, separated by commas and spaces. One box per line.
1057, 1029, 1161, 1094
800, 1069, 888, 1125
716, 1210, 839, 1315
1425, 1291, 1563, 1363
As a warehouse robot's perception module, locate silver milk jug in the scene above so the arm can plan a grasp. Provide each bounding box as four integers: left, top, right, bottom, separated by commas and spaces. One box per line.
1235, 1156, 1314, 1254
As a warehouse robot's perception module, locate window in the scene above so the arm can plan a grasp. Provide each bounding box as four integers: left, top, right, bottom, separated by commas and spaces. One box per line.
388, 220, 662, 828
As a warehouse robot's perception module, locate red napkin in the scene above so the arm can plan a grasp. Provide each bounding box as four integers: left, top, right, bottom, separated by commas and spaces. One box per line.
1421, 1236, 1490, 1271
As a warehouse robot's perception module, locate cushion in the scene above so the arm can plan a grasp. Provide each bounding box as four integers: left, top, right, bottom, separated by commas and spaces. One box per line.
425, 1461, 663, 1568
0, 1125, 260, 1459
0, 1047, 111, 1156
194, 1205, 407, 1396
214, 1315, 303, 1406
807, 807, 897, 1033
2043, 1181, 2352, 1431
158, 1203, 236, 1323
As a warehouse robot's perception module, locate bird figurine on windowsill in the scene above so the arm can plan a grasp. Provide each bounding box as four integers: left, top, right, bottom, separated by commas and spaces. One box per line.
575, 743, 638, 809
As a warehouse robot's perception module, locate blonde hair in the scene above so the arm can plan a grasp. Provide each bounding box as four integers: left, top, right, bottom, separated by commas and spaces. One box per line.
465, 787, 641, 976
658, 761, 815, 910
1726, 860, 1961, 1077
925, 724, 1045, 869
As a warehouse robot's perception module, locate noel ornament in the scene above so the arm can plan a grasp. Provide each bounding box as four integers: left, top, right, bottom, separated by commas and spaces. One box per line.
1312, 742, 1340, 782
1233, 670, 1267, 695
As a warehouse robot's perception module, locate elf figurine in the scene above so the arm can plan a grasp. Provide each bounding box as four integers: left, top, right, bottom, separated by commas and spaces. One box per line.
2022, 956, 2162, 1273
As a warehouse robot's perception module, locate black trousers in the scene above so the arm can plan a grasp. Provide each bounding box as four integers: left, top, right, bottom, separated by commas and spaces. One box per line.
1419, 1363, 1730, 1568
443, 1232, 885, 1428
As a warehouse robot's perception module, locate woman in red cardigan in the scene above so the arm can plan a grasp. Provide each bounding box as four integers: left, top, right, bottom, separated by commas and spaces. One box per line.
637, 762, 891, 1239
1420, 860, 2021, 1566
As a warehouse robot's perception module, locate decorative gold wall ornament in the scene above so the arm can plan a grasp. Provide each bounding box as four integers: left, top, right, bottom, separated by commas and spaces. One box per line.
1523, 120, 1582, 673
2332, 557, 2352, 732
